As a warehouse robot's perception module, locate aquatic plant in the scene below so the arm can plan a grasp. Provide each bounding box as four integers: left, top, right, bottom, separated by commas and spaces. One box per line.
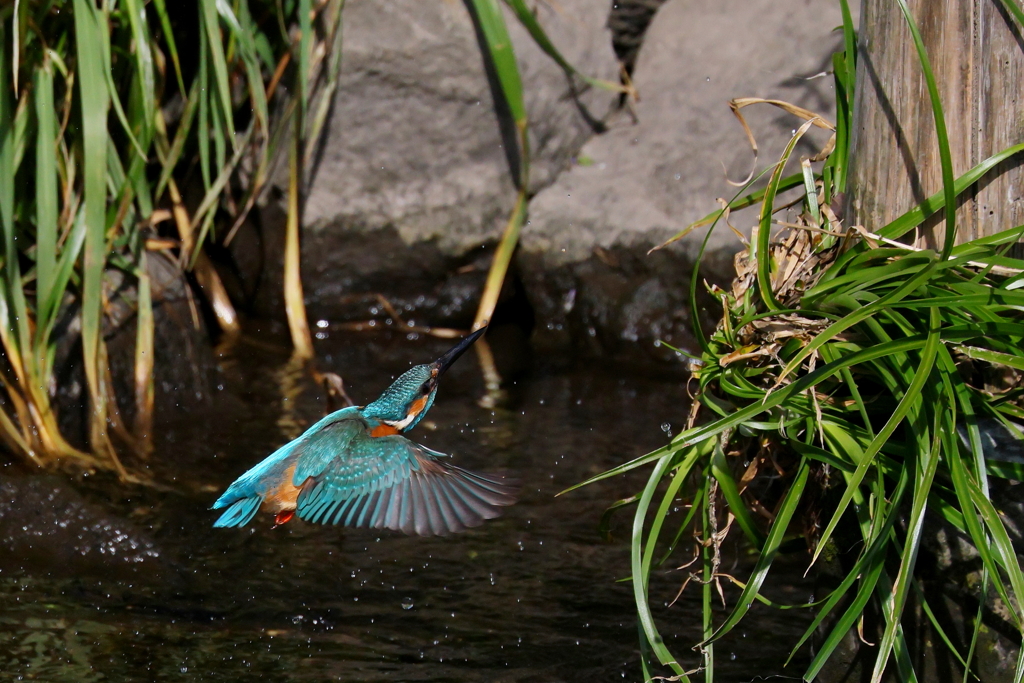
0, 0, 343, 471
569, 1, 1024, 680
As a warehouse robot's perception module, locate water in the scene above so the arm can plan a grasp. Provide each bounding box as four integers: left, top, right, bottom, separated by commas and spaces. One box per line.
0, 331, 816, 681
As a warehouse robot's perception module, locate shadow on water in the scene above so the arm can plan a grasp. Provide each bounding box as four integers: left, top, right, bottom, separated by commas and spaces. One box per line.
0, 329, 817, 682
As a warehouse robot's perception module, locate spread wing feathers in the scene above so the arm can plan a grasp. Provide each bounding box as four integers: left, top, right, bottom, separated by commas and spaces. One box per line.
295, 435, 516, 536
292, 409, 365, 483
212, 496, 262, 528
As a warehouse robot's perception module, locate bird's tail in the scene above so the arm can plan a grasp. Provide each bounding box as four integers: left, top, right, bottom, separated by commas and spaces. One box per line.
212, 496, 262, 528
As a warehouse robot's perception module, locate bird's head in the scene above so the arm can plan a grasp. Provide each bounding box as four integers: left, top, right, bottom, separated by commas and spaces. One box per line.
363, 327, 487, 433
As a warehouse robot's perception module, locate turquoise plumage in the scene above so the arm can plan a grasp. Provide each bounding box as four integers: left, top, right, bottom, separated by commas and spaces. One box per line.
212, 328, 516, 536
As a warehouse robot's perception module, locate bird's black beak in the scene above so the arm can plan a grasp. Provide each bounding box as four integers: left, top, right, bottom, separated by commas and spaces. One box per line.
433, 326, 487, 377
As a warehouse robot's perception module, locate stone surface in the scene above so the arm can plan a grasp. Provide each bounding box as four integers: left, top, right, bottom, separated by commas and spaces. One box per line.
55, 253, 219, 447
283, 0, 855, 357
519, 0, 848, 354
301, 0, 619, 310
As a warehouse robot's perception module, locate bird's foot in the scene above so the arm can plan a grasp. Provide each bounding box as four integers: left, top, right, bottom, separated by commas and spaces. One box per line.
273, 510, 295, 527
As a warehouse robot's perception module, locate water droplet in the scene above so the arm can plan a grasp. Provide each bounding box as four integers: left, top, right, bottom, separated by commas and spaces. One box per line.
661, 422, 672, 435
401, 598, 414, 610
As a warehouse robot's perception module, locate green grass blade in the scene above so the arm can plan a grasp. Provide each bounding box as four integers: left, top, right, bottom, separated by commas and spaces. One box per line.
154, 79, 199, 201
298, 0, 312, 117
230, 0, 270, 136
0, 18, 31, 370
869, 412, 941, 683
33, 61, 57, 324
40, 208, 87, 341
811, 308, 942, 567
152, 0, 186, 96
199, 0, 236, 143
187, 124, 255, 253
197, 25, 212, 190
997, 0, 1024, 27
632, 454, 691, 680
466, 0, 526, 128
755, 118, 817, 311
783, 256, 944, 380
562, 335, 932, 494
702, 493, 714, 683
95, 5, 147, 160
912, 580, 972, 674
502, 0, 625, 93
122, 0, 155, 140
878, 143, 1024, 242
954, 345, 1024, 372
967, 476, 1024, 626
641, 449, 700, 590
73, 0, 113, 451
802, 158, 821, 225
710, 436, 765, 546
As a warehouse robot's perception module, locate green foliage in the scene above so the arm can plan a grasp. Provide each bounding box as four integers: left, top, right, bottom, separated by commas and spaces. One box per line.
0, 0, 341, 471
569, 2, 1024, 680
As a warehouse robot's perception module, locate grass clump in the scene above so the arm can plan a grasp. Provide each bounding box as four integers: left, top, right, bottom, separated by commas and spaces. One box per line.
568, 1, 1024, 680
0, 0, 343, 473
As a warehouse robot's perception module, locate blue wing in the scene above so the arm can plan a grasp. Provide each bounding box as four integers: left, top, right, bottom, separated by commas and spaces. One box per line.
293, 420, 517, 536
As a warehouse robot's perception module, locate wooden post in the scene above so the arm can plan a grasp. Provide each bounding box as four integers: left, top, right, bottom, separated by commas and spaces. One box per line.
847, 0, 1024, 246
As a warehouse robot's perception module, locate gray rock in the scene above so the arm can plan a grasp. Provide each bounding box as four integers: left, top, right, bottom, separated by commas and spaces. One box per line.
54, 253, 218, 446
521, 0, 847, 354
302, 0, 619, 309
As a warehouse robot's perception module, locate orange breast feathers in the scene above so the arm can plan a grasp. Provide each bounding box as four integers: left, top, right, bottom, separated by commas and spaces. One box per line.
261, 463, 301, 513
370, 423, 400, 437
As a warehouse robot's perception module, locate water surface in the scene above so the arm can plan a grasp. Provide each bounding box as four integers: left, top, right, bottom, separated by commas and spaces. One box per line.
0, 330, 816, 681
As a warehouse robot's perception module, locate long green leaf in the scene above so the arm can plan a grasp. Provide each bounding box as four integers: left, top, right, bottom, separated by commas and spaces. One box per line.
502, 0, 625, 93
122, 0, 155, 140
199, 0, 236, 143
710, 436, 764, 546
466, 0, 526, 127
869, 408, 941, 683
811, 308, 942, 566
562, 335, 931, 494
632, 453, 691, 680
73, 0, 112, 449
755, 118, 817, 311
878, 143, 1024, 241
33, 61, 57, 330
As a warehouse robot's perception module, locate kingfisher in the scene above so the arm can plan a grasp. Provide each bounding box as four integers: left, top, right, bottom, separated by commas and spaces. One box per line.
212, 327, 516, 536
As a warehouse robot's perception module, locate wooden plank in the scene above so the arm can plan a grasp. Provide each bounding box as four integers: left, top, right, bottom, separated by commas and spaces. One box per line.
847, 0, 1024, 244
